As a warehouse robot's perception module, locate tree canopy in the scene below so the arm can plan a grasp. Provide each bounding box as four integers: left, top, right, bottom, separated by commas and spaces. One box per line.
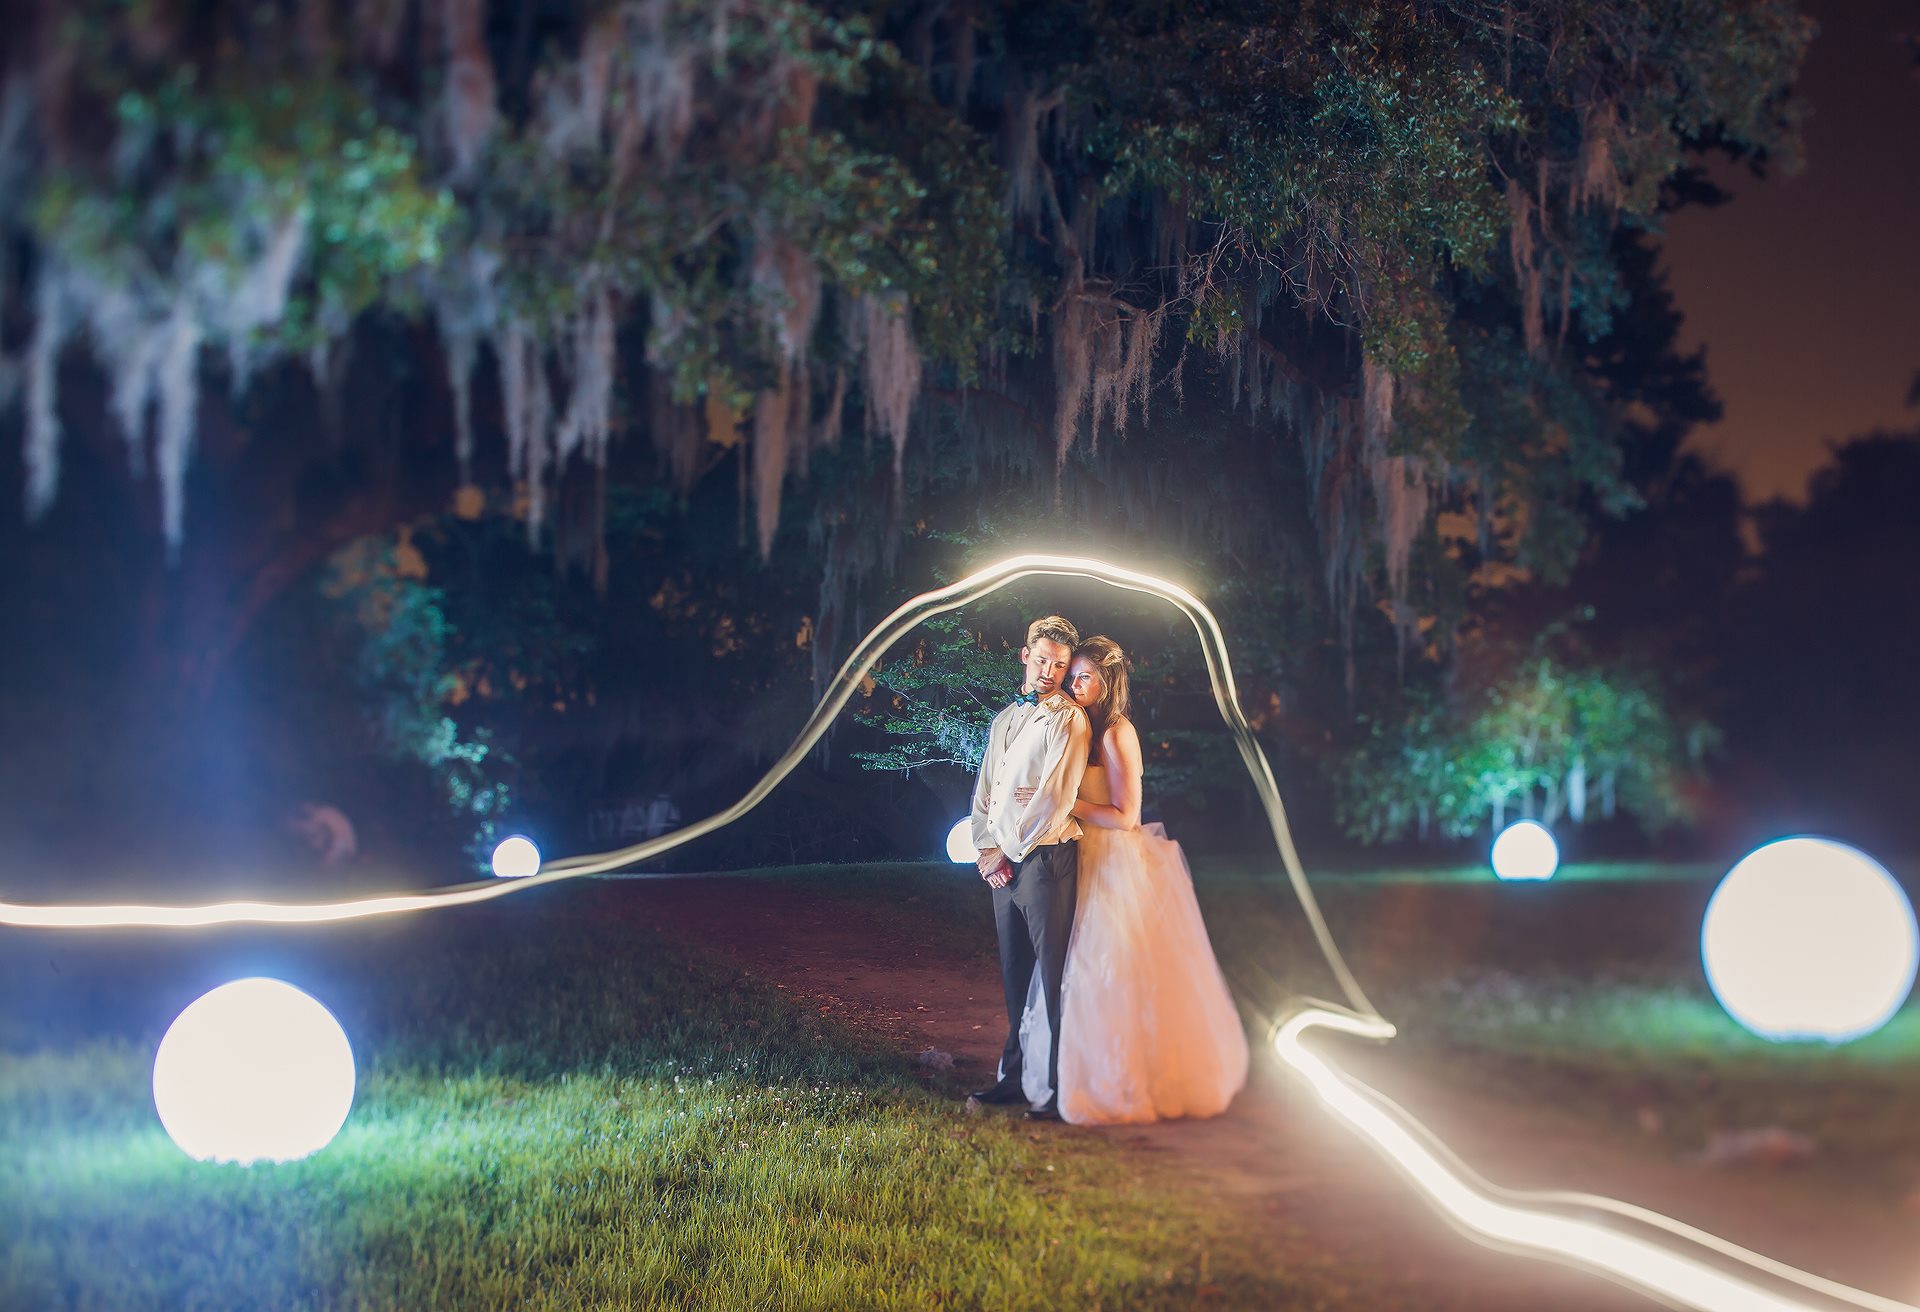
0, 0, 1816, 861
5, 2, 1805, 576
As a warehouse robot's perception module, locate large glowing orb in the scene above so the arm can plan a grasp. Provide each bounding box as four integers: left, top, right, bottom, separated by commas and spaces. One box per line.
945, 818, 978, 864
490, 834, 541, 878
1703, 837, 1919, 1043
152, 978, 356, 1163
1490, 820, 1559, 881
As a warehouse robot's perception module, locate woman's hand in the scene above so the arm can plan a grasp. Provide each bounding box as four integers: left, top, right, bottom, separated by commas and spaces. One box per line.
1012, 786, 1036, 806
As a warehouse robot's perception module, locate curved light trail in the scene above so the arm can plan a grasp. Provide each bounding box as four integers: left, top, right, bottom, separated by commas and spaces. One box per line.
1276, 1008, 1915, 1312
0, 554, 1372, 1018
2, 553, 1911, 1312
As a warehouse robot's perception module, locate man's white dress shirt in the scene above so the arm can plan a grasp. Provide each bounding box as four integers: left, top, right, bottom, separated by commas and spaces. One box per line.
970, 692, 1091, 866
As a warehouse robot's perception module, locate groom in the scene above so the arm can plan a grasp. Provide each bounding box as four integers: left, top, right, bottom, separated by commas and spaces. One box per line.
967, 615, 1091, 1120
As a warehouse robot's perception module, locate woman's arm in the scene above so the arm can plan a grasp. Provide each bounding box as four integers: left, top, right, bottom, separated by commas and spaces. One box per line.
1070, 720, 1143, 831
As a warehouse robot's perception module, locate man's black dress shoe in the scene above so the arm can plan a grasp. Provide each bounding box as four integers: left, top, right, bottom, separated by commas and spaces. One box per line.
968, 1080, 1026, 1105
1023, 1101, 1061, 1122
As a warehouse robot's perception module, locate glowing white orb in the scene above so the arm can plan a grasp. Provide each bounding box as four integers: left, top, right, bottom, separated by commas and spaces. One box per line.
945, 818, 978, 864
1702, 837, 1919, 1043
491, 834, 541, 878
1490, 820, 1559, 881
152, 978, 356, 1163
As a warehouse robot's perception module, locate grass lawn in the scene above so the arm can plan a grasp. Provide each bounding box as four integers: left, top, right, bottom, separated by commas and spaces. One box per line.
0, 891, 1316, 1311
616, 857, 1920, 1210
1192, 856, 1920, 1207
7, 855, 1916, 1308
1391, 970, 1920, 1195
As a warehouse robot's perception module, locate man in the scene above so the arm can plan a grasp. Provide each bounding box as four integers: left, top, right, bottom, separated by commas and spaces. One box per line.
967, 615, 1091, 1120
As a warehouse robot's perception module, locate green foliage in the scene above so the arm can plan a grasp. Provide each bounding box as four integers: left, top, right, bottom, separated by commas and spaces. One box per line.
1086, 0, 1520, 373
817, 67, 1009, 370
1336, 648, 1716, 844
1, 0, 1813, 849
320, 537, 516, 864
852, 616, 1009, 773
416, 716, 514, 867
476, 0, 1007, 402
36, 43, 450, 346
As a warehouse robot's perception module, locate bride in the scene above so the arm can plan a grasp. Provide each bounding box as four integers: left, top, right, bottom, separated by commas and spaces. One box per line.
1017, 636, 1249, 1124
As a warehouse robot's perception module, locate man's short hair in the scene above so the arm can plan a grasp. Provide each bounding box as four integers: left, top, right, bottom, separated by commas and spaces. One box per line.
1025, 615, 1080, 650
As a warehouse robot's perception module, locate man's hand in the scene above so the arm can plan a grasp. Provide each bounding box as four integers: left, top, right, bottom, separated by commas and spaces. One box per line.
977, 850, 1014, 889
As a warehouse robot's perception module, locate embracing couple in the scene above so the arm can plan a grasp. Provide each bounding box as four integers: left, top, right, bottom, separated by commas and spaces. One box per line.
967, 615, 1249, 1125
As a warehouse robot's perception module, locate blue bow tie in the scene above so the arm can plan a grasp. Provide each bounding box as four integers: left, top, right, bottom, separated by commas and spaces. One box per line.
1014, 690, 1040, 707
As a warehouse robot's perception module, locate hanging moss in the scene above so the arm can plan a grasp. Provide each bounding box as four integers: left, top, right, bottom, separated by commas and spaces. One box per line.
1, 0, 1810, 673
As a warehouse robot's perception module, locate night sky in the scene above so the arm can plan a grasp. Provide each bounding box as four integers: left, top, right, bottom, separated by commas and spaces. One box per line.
1662, 0, 1920, 506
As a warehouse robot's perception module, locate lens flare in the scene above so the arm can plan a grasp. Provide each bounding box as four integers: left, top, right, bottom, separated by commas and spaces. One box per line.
1490, 820, 1559, 881
1703, 837, 1919, 1043
152, 978, 356, 1164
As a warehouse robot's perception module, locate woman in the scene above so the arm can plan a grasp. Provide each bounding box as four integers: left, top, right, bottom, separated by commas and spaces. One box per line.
1017, 636, 1249, 1124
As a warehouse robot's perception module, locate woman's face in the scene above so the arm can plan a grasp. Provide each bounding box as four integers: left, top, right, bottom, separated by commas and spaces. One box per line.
1068, 657, 1105, 709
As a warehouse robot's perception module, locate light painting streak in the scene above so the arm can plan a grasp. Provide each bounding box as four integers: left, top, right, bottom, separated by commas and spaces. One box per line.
2, 553, 1912, 1312
1276, 1008, 1916, 1312
0, 553, 1372, 1021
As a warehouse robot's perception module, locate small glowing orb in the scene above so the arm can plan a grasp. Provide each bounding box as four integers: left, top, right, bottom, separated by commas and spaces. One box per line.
152, 978, 356, 1163
491, 834, 541, 878
1703, 837, 1919, 1043
1490, 821, 1559, 881
945, 819, 978, 864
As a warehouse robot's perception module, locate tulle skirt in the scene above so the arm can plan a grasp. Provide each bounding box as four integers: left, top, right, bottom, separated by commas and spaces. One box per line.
1020, 823, 1249, 1124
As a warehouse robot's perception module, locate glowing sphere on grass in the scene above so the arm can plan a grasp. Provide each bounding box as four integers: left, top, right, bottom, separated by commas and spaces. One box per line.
152, 978, 356, 1163
1490, 821, 1559, 881
1703, 837, 1919, 1043
945, 819, 979, 864
490, 834, 541, 878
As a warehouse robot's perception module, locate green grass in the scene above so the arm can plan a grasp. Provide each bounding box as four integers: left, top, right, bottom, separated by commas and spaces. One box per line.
621, 858, 1920, 1208
1185, 860, 1920, 1203
9, 857, 1919, 1308
1298, 860, 1722, 886
0, 894, 1314, 1311
1380, 969, 1920, 1198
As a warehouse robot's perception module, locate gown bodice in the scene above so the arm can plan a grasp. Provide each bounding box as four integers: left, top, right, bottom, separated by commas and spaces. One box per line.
1078, 764, 1112, 806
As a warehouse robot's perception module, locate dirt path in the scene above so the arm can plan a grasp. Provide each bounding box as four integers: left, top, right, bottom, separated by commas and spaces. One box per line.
616, 875, 1652, 1309
613, 874, 1918, 1311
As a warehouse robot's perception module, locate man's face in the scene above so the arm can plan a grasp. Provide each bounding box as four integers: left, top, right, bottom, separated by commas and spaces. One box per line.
1021, 638, 1073, 695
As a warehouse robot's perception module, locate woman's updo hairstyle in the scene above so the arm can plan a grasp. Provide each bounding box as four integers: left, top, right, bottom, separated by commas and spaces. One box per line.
1075, 635, 1132, 727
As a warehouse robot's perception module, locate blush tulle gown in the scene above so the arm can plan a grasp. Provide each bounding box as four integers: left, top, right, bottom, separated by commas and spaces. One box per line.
1019, 765, 1250, 1124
